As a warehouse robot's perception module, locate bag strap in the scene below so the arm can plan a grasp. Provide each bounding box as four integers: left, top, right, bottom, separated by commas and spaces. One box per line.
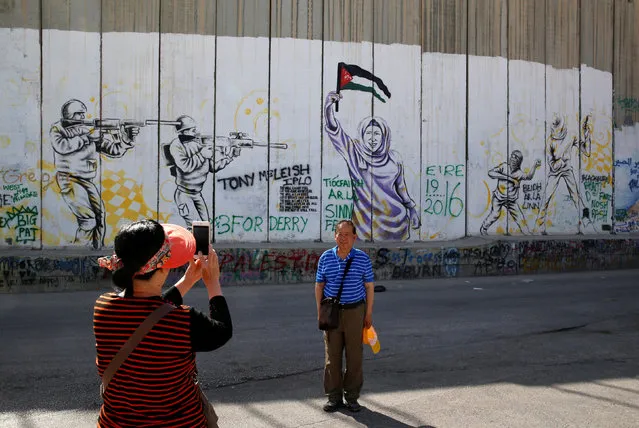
101, 303, 174, 393
335, 258, 354, 303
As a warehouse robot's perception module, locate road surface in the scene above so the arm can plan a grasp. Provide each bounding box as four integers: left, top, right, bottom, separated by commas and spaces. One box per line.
1, 269, 638, 427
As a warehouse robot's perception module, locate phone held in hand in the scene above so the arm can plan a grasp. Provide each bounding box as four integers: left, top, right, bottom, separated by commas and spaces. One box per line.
191, 221, 210, 255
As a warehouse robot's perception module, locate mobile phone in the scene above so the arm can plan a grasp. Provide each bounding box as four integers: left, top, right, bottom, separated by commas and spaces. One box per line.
191, 221, 210, 255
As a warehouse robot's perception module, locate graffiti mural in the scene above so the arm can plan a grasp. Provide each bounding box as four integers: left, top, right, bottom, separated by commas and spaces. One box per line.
1, 27, 637, 249
480, 151, 541, 235
537, 114, 594, 234
49, 99, 140, 248
614, 156, 639, 232
323, 62, 420, 241
154, 115, 243, 226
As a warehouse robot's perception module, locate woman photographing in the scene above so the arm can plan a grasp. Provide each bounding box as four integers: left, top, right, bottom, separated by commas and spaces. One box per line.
94, 219, 231, 427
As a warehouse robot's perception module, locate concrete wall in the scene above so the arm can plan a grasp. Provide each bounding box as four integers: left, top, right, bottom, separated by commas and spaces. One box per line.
0, 0, 638, 249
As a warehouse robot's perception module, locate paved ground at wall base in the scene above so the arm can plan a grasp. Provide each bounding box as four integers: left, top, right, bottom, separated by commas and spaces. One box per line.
1, 234, 639, 293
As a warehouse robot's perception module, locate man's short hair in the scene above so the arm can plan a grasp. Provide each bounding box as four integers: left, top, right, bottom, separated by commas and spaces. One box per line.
335, 219, 356, 234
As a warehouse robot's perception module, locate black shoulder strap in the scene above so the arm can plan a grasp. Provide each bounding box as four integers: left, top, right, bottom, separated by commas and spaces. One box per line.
335, 258, 354, 303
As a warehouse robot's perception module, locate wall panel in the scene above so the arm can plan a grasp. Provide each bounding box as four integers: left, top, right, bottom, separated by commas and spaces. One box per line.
370, 0, 422, 242
580, 0, 614, 234
613, 0, 639, 233
100, 0, 161, 245
468, 0, 508, 236
508, 0, 545, 236
269, 0, 323, 242
214, 0, 270, 242
421, 0, 467, 240
321, 0, 374, 242
0, 0, 41, 248
157, 0, 216, 231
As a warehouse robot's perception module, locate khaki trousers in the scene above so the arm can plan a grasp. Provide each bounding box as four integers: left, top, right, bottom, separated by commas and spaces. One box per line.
323, 303, 366, 402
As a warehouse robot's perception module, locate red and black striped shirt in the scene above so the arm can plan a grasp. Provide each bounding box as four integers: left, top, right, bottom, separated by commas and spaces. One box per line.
94, 287, 232, 427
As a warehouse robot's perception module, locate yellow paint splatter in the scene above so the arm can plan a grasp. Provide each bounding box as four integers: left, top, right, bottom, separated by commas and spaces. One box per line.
89, 97, 95, 102
87, 114, 92, 119
256, 97, 264, 105
496, 226, 505, 234
245, 108, 252, 115
25, 141, 37, 154
0, 136, 10, 148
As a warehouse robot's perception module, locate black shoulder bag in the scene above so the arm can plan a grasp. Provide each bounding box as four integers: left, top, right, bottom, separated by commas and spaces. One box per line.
318, 258, 354, 331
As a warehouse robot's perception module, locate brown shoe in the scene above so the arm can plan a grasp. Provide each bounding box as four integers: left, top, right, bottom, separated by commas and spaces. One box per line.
345, 400, 362, 412
323, 400, 343, 412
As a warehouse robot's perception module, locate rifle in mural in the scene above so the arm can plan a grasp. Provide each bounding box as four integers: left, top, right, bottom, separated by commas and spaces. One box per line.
145, 120, 288, 149
62, 118, 147, 131
216, 131, 288, 150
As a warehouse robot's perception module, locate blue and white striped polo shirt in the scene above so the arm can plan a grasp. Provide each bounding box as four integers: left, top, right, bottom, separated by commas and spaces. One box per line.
316, 247, 374, 304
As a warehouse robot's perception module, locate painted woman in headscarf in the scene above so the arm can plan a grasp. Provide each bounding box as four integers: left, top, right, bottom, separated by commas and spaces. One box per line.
324, 91, 420, 241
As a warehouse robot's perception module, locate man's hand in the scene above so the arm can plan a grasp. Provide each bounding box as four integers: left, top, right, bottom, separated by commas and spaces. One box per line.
364, 312, 373, 329
534, 159, 542, 169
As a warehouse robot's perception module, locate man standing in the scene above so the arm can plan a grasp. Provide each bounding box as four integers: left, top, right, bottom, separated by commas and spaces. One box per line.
315, 220, 375, 413
480, 150, 541, 235
50, 99, 139, 249
163, 115, 240, 226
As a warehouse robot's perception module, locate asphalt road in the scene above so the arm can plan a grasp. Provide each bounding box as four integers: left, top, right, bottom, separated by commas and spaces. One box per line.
0, 269, 638, 427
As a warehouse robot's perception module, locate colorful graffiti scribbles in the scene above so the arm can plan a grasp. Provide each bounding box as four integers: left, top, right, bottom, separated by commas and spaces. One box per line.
324, 84, 419, 241
480, 152, 540, 235
50, 99, 140, 248
537, 114, 592, 234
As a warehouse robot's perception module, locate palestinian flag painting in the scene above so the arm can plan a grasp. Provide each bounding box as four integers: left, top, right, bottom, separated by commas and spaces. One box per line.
336, 62, 392, 108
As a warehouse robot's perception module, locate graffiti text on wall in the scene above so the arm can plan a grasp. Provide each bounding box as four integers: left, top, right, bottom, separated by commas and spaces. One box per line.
424, 164, 464, 217
214, 214, 308, 234
617, 97, 639, 112
582, 175, 611, 222
0, 177, 40, 245
217, 164, 311, 190
522, 182, 543, 210
615, 158, 639, 193
323, 175, 361, 231
613, 157, 639, 232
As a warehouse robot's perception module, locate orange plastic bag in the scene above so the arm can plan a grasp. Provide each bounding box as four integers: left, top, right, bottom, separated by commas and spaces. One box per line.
362, 325, 380, 354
